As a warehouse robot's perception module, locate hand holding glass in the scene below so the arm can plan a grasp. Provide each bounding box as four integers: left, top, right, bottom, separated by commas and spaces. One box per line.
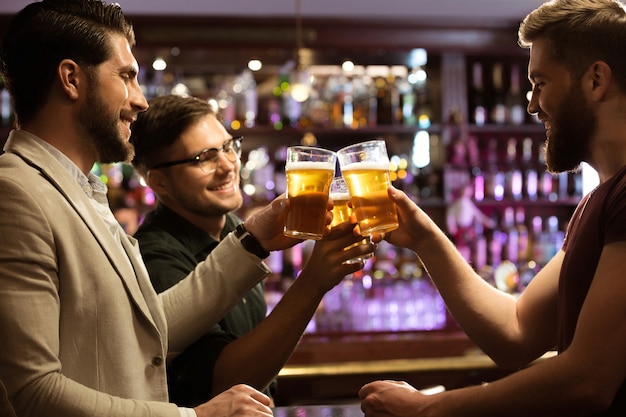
337, 140, 399, 236
284, 146, 336, 240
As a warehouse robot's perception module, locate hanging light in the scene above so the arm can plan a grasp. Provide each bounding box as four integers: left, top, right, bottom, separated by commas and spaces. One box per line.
290, 0, 311, 102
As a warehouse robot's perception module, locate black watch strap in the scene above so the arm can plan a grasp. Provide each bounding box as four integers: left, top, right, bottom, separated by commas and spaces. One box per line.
234, 223, 270, 259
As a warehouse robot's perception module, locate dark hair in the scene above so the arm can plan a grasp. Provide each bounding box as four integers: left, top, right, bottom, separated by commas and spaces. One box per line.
130, 95, 219, 178
519, 0, 626, 90
0, 0, 135, 125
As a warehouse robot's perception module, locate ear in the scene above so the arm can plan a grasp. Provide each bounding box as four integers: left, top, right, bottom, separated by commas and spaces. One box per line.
146, 169, 170, 197
589, 61, 611, 101
57, 59, 82, 100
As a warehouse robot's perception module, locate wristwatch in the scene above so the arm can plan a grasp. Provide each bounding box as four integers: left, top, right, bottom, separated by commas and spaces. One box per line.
234, 223, 270, 259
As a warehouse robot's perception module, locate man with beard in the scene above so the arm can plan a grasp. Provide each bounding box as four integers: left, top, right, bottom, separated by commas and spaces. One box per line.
358, 0, 626, 416
0, 1, 310, 417
130, 94, 374, 407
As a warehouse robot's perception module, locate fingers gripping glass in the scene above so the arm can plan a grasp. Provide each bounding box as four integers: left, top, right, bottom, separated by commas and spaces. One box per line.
150, 136, 243, 175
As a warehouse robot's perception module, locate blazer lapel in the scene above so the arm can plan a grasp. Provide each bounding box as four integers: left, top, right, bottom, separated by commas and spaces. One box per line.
5, 131, 160, 333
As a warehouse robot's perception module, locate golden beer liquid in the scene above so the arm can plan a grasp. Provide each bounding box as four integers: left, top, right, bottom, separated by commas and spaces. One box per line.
330, 192, 372, 264
341, 162, 399, 236
284, 162, 334, 240
330, 194, 351, 227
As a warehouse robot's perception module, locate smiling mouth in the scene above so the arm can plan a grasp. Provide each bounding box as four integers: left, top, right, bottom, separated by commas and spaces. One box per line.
210, 181, 235, 192
121, 113, 136, 127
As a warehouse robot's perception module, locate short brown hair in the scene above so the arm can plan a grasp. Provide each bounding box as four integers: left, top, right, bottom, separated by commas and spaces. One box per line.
0, 0, 135, 126
130, 95, 218, 178
519, 0, 626, 89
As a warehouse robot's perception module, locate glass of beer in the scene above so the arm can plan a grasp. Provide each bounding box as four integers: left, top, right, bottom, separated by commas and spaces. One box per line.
337, 140, 399, 236
330, 176, 373, 264
284, 146, 337, 240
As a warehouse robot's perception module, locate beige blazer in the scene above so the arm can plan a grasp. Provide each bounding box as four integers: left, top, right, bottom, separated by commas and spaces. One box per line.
0, 380, 16, 417
0, 130, 270, 417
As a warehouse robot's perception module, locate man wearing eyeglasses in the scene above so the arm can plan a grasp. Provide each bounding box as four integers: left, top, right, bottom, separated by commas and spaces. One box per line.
130, 94, 374, 407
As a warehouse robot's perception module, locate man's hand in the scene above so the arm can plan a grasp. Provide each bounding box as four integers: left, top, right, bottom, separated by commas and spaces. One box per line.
244, 194, 333, 252
359, 380, 425, 417
194, 384, 273, 417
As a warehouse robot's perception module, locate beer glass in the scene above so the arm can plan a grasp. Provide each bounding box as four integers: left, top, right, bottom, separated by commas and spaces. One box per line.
284, 146, 337, 240
330, 176, 373, 264
330, 176, 352, 227
337, 140, 399, 236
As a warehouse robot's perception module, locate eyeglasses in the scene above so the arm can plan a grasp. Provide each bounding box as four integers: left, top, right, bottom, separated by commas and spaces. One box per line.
150, 136, 244, 175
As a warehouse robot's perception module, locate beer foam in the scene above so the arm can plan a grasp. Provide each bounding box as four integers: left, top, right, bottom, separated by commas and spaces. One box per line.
340, 161, 390, 171
285, 161, 336, 171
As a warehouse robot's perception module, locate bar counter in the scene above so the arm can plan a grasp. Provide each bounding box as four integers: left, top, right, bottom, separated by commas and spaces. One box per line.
275, 330, 555, 405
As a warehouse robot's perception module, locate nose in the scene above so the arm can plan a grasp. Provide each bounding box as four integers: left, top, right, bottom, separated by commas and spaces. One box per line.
130, 79, 149, 113
213, 150, 239, 174
527, 90, 539, 117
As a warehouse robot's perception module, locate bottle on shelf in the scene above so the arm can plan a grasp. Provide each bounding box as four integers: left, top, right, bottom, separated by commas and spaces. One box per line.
521, 137, 539, 201
515, 207, 530, 264
504, 137, 523, 201
483, 137, 505, 201
506, 63, 526, 126
490, 62, 507, 125
501, 206, 519, 266
530, 216, 551, 266
469, 61, 487, 126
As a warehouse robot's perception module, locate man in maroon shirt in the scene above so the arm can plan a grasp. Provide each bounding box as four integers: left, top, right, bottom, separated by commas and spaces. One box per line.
360, 0, 626, 416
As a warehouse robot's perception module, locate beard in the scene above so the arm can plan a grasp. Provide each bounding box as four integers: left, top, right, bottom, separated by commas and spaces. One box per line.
543, 80, 595, 174
79, 86, 134, 164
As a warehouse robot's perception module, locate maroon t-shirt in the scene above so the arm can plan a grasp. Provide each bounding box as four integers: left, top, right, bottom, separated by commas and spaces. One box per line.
560, 165, 626, 415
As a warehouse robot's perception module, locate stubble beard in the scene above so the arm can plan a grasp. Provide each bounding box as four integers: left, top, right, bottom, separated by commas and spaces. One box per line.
175, 179, 244, 219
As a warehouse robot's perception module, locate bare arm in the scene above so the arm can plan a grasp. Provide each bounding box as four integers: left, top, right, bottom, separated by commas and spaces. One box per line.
210, 222, 374, 395
360, 241, 626, 417
384, 186, 557, 367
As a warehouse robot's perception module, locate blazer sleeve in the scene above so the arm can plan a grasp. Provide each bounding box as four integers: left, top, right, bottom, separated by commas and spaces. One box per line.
159, 232, 271, 357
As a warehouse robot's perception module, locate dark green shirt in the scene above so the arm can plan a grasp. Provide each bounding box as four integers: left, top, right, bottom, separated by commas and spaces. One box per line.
134, 203, 270, 407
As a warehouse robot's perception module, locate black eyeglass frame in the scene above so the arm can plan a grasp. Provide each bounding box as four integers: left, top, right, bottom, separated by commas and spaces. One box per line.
149, 136, 244, 172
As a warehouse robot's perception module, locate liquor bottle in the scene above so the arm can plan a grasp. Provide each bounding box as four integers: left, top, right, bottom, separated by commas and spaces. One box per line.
472, 165, 485, 202
375, 69, 402, 126
501, 207, 518, 266
521, 137, 538, 201
483, 138, 501, 201
491, 62, 507, 125
530, 216, 550, 266
399, 76, 417, 126
470, 62, 487, 126
547, 216, 565, 259
473, 222, 488, 273
342, 77, 355, 128
507, 63, 526, 125
351, 74, 374, 128
367, 77, 378, 127
489, 229, 507, 269
534, 144, 548, 200
504, 137, 523, 201
415, 85, 433, 129
515, 207, 530, 263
